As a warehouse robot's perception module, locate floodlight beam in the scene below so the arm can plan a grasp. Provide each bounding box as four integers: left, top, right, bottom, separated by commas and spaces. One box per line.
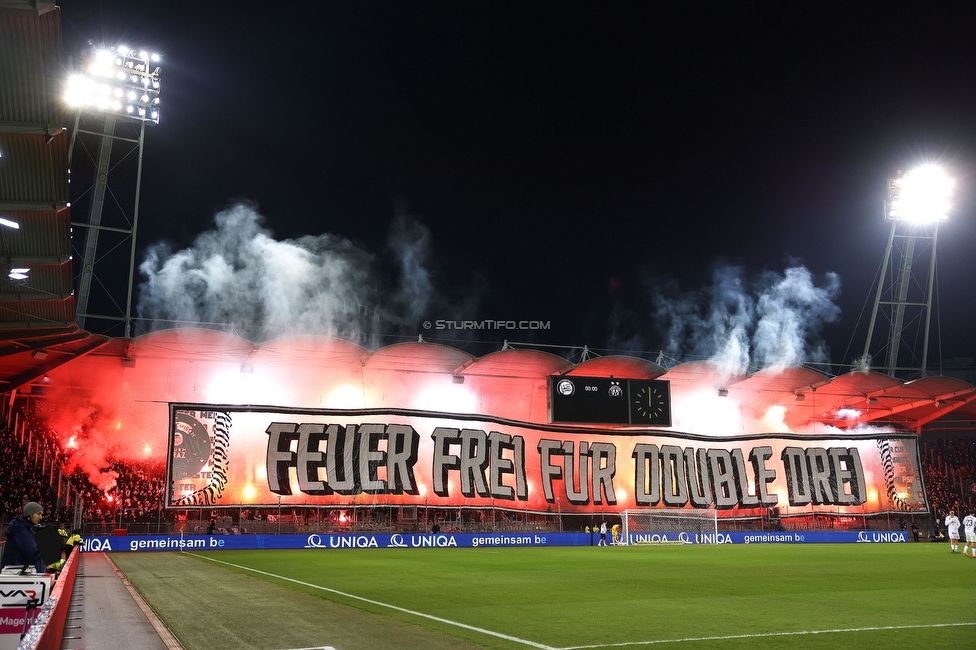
864, 164, 954, 379
75, 113, 117, 329
885, 165, 954, 224
124, 120, 147, 339
70, 42, 159, 337
920, 225, 939, 375
64, 45, 161, 124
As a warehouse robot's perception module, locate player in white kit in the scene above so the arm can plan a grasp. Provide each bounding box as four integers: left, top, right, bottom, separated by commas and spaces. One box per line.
945, 511, 961, 553
962, 510, 976, 557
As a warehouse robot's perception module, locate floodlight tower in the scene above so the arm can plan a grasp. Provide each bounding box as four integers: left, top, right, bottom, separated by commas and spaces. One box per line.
64, 45, 161, 338
862, 165, 954, 379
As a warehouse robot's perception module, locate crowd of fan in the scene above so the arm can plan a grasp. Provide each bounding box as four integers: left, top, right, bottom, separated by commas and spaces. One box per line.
930, 437, 976, 488
0, 414, 168, 526
70, 461, 167, 524
921, 459, 955, 518
0, 420, 65, 522
921, 437, 976, 518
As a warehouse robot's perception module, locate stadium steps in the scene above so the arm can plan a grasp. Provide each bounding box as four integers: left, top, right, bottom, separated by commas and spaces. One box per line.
59, 552, 180, 650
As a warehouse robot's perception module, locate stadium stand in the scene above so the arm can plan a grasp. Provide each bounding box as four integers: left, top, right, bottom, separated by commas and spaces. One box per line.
2, 408, 970, 541
921, 436, 976, 519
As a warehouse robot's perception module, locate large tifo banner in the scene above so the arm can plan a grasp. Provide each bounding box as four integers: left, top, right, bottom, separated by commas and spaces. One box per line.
167, 404, 926, 514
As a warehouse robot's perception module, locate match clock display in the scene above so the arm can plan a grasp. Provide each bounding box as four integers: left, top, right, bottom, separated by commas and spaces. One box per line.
629, 380, 671, 426
550, 377, 671, 426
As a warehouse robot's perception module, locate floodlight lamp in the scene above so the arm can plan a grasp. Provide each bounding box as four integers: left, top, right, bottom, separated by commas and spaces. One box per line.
886, 164, 954, 223
8, 272, 27, 280
69, 45, 161, 123
0, 218, 20, 229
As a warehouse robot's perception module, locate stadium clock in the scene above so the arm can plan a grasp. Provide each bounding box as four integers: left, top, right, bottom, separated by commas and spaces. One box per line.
550, 377, 671, 426
629, 381, 671, 426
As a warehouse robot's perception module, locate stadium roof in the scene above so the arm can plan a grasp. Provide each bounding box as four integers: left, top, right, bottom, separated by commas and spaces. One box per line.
0, 3, 105, 390
20, 328, 976, 436
0, 7, 74, 319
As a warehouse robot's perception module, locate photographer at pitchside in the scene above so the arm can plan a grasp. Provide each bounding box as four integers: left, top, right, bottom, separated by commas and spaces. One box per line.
0, 501, 46, 573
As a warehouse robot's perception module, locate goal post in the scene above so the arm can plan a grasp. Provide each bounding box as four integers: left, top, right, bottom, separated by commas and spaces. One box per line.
620, 509, 719, 545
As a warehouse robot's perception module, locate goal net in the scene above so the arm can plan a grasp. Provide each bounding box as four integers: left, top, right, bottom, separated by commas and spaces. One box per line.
620, 509, 719, 545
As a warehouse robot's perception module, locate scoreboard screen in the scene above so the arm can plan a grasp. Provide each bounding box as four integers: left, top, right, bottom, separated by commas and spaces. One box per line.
550, 376, 671, 426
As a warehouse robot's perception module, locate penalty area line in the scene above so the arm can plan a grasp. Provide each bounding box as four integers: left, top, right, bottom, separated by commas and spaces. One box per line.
559, 621, 976, 649
184, 552, 557, 650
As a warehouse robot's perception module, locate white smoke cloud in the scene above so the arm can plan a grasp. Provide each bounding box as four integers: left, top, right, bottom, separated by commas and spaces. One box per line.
138, 203, 443, 342
752, 266, 841, 371
385, 211, 435, 328
705, 269, 754, 376
654, 263, 840, 376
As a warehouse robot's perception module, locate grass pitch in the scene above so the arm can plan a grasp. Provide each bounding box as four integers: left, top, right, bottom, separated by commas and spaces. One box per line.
110, 543, 975, 650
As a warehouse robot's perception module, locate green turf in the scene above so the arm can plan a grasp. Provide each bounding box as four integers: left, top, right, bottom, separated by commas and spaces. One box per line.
107, 550, 489, 650
111, 543, 976, 650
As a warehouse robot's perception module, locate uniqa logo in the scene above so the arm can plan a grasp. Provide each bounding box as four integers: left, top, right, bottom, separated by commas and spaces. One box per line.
630, 533, 674, 544
388, 534, 408, 548
328, 535, 379, 548
305, 534, 379, 548
409, 534, 458, 547
678, 532, 732, 544
858, 531, 906, 543
306, 534, 326, 548
82, 538, 113, 552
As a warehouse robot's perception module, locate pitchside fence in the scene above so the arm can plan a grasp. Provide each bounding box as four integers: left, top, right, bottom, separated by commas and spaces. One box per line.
78, 507, 568, 537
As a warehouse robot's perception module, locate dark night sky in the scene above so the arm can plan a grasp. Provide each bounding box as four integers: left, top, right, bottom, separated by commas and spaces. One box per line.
55, 1, 976, 368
